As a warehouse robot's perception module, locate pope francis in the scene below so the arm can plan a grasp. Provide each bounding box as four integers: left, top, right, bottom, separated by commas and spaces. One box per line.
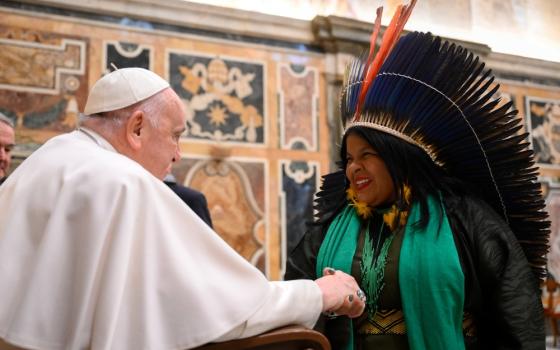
0, 68, 365, 350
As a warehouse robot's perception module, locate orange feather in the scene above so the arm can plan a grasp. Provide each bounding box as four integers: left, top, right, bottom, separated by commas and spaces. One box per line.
366, 7, 383, 66
353, 0, 417, 121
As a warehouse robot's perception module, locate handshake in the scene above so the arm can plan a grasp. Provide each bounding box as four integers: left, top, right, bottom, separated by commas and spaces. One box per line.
314, 267, 366, 319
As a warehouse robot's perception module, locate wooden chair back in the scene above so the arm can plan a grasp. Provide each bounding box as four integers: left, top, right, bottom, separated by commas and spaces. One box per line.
0, 325, 331, 350
194, 325, 330, 350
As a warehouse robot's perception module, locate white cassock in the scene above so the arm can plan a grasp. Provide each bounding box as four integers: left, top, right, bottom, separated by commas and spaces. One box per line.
0, 128, 321, 350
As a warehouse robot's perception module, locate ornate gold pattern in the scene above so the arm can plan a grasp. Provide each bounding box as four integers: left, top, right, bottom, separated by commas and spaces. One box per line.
175, 56, 264, 143
357, 309, 406, 335
357, 309, 477, 337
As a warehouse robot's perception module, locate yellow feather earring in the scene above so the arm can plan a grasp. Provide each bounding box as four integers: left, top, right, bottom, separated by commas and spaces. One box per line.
382, 184, 412, 230
346, 187, 373, 219
346, 184, 412, 229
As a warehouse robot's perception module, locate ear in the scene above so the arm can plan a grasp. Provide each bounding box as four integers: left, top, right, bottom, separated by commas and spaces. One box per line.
125, 110, 145, 150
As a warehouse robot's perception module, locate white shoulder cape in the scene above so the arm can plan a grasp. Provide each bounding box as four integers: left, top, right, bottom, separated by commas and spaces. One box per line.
0, 130, 272, 350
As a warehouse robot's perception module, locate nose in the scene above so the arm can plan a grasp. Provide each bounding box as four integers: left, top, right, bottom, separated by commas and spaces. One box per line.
347, 159, 362, 175
0, 147, 7, 162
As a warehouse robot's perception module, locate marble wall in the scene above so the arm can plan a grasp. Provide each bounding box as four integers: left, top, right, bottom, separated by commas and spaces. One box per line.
1, 0, 559, 280
0, 25, 88, 152
498, 84, 560, 279
179, 0, 560, 62
0, 2, 328, 279
526, 98, 560, 168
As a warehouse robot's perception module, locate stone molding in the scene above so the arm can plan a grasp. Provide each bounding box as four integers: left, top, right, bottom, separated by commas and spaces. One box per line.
11, 0, 560, 86
313, 15, 560, 86
14, 0, 314, 44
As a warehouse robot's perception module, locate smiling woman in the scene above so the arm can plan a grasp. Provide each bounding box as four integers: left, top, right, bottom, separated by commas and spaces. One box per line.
344, 131, 395, 208
285, 1, 549, 349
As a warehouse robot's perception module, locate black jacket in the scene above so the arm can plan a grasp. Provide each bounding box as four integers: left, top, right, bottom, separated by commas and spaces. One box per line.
164, 180, 213, 228
286, 193, 544, 349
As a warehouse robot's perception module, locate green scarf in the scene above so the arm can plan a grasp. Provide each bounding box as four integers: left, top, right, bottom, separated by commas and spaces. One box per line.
315, 205, 359, 350
316, 196, 465, 350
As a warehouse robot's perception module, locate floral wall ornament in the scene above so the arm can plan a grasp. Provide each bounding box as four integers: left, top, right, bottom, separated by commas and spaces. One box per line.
168, 52, 265, 144
526, 97, 560, 169
542, 178, 560, 280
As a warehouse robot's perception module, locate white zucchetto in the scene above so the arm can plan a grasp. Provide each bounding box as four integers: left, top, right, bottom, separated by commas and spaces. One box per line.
84, 68, 170, 115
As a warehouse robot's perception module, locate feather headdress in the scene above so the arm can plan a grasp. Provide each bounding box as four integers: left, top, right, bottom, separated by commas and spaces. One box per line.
335, 1, 549, 281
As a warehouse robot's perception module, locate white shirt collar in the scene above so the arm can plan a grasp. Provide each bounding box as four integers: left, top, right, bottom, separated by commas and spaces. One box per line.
76, 127, 117, 153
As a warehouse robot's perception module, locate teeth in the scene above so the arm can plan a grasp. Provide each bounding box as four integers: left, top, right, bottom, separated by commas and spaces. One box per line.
356, 179, 369, 185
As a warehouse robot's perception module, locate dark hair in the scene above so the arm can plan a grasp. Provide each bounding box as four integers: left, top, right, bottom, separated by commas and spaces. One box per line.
340, 126, 469, 229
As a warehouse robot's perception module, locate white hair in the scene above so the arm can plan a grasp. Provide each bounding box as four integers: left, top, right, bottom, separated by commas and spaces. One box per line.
79, 88, 171, 135
0, 112, 14, 129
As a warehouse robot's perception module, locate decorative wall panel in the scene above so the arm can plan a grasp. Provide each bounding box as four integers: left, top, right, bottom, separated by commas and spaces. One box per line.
103, 41, 152, 73
168, 52, 265, 144
278, 63, 318, 151
543, 180, 560, 280
279, 160, 319, 276
525, 97, 560, 169
172, 157, 267, 273
0, 26, 87, 149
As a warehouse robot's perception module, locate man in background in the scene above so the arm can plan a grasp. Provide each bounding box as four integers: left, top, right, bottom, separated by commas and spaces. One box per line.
0, 112, 15, 185
164, 172, 213, 227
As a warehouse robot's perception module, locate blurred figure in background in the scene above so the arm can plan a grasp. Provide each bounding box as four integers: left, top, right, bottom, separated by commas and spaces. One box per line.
164, 172, 213, 228
0, 112, 15, 186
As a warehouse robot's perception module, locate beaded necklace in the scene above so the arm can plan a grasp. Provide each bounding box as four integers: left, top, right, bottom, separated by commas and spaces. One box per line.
346, 185, 411, 321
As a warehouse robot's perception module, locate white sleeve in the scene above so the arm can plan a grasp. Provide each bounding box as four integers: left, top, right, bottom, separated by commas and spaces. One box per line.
213, 280, 323, 342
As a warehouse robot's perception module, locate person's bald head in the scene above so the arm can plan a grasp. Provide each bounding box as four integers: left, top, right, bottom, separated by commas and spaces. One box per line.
80, 68, 186, 179
0, 112, 15, 179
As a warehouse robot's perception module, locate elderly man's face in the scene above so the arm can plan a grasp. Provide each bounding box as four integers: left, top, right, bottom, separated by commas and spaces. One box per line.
0, 121, 15, 178
140, 90, 186, 179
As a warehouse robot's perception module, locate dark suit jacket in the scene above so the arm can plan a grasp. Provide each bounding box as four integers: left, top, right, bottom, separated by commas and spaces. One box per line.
164, 180, 213, 228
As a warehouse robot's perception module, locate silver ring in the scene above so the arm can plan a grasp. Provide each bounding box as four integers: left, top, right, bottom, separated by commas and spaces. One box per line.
322, 310, 339, 319
356, 289, 366, 301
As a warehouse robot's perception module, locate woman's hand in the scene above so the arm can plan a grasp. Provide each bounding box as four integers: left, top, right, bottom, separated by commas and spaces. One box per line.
314, 267, 366, 318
